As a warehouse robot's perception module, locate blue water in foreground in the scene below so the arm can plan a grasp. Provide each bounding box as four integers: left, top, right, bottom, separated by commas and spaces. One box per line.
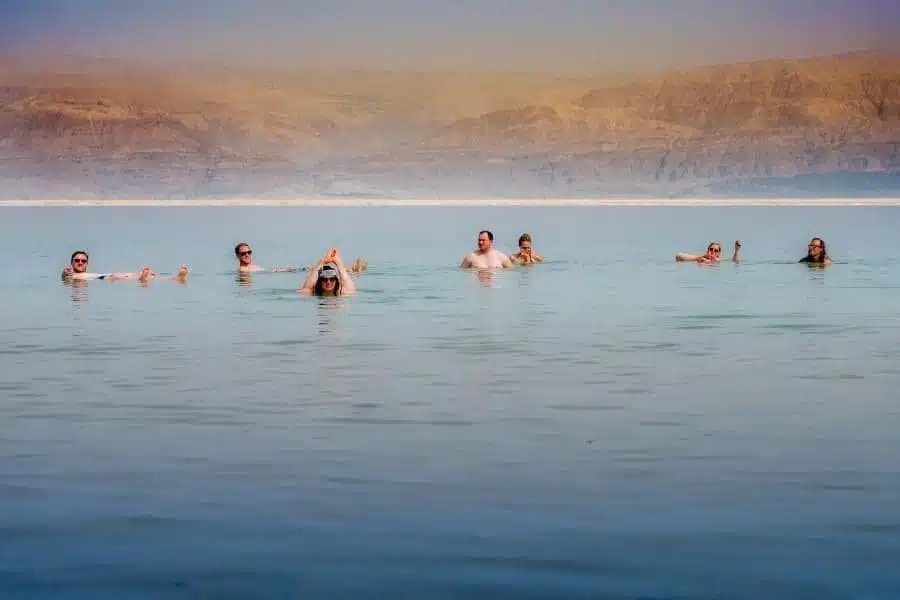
1, 206, 899, 599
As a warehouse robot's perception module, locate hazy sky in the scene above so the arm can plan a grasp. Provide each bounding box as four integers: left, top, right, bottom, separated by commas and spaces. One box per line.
2, 0, 898, 73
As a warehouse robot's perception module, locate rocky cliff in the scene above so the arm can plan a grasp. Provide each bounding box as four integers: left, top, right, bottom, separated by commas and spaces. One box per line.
1, 53, 898, 198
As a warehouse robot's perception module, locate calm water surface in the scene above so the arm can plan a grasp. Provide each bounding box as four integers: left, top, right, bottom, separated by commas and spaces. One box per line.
1, 206, 899, 599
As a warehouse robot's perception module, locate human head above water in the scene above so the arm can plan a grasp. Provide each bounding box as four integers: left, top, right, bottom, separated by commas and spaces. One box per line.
706, 241, 722, 259
807, 237, 827, 261
314, 264, 341, 296
518, 233, 532, 251
234, 242, 252, 265
477, 230, 494, 252
70, 250, 89, 273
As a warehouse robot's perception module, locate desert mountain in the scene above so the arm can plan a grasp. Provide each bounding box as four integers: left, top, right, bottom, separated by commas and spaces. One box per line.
1, 53, 898, 198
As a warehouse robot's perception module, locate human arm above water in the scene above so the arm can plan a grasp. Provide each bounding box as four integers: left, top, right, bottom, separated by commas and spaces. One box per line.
299, 249, 356, 295
298, 259, 325, 294
332, 252, 356, 294
511, 248, 543, 264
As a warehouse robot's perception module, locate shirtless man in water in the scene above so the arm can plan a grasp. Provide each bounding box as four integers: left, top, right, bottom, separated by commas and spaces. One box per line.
460, 230, 513, 269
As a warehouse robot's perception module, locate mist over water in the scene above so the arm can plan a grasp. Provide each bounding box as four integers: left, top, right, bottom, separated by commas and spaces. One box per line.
1, 205, 899, 599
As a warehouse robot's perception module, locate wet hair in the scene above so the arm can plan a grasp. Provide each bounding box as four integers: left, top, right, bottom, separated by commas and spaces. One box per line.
479, 230, 494, 242
234, 242, 250, 256
800, 237, 828, 263
518, 233, 532, 247
71, 250, 88, 262
313, 266, 341, 296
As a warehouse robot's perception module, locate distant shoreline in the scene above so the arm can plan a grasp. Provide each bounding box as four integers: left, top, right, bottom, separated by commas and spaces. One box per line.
2, 198, 900, 207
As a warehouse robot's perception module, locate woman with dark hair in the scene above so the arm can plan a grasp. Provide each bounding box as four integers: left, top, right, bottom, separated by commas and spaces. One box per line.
298, 248, 357, 296
799, 237, 832, 265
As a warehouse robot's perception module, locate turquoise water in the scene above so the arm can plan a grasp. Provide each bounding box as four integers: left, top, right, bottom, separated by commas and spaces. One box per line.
2, 206, 899, 599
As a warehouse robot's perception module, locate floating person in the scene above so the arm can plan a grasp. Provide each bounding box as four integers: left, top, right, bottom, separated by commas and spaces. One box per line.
799, 237, 831, 266
235, 242, 367, 273
61, 251, 188, 283
509, 233, 544, 265
674, 240, 741, 264
61, 251, 104, 281
298, 248, 357, 296
460, 230, 513, 269
234, 242, 302, 273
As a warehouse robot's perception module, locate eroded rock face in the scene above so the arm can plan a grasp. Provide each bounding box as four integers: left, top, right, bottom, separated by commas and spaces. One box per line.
1, 54, 898, 198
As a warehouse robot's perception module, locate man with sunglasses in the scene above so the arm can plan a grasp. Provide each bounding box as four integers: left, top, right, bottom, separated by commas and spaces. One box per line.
62, 251, 188, 282
235, 242, 367, 273
235, 242, 300, 273
675, 240, 741, 264
61, 251, 107, 280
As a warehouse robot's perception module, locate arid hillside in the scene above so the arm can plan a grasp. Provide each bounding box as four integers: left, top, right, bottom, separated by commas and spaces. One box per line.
1, 53, 898, 198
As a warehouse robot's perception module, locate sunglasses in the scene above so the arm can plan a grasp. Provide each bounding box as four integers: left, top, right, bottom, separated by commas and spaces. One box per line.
809, 244, 822, 249
72, 258, 88, 264
239, 250, 252, 256
708, 247, 721, 253
320, 274, 337, 281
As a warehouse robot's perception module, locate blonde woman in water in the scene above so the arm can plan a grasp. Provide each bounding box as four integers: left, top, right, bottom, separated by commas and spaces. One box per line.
675, 240, 741, 264
510, 233, 544, 264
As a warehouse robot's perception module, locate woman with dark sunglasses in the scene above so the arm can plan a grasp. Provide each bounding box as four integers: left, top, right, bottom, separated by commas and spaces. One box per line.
799, 237, 831, 266
675, 240, 741, 264
298, 248, 357, 296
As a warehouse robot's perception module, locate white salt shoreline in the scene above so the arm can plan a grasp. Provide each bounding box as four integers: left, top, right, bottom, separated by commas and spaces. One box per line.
1, 198, 900, 207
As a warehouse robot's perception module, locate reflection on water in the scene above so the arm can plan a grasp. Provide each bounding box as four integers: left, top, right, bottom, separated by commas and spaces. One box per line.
2, 206, 900, 599
316, 297, 346, 336
65, 279, 90, 306
235, 271, 254, 288
476, 268, 495, 286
